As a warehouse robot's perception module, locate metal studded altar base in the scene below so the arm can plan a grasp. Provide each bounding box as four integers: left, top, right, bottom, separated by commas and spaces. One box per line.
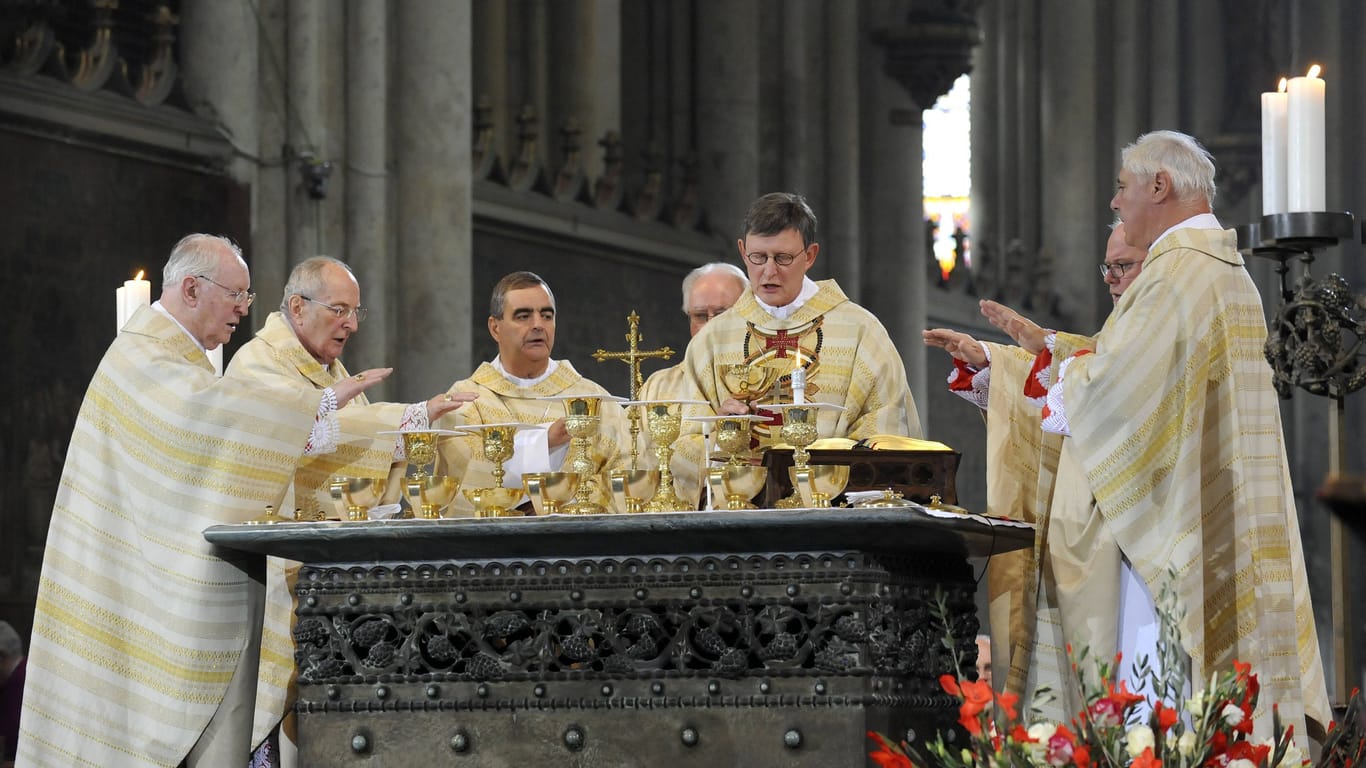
205, 507, 1032, 766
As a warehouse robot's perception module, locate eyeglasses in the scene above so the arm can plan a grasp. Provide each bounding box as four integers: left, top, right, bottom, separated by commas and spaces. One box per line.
1098, 261, 1139, 279
301, 295, 368, 323
743, 246, 807, 267
687, 307, 731, 324
196, 274, 256, 306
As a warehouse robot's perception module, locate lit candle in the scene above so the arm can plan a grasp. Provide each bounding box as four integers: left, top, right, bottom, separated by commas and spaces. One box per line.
117, 270, 151, 332
791, 345, 806, 405
1287, 64, 1325, 212
1260, 78, 1288, 215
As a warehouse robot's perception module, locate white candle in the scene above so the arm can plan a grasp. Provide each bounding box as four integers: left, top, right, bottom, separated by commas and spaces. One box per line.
1260, 78, 1288, 215
1287, 64, 1326, 212
117, 270, 151, 331
791, 346, 806, 405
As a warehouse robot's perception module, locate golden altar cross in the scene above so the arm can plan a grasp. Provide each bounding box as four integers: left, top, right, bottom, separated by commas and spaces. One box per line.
593, 312, 675, 470
592, 311, 674, 399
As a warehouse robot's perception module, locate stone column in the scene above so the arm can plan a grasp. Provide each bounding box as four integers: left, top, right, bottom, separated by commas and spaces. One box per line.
824, 3, 861, 298
474, 0, 510, 164
1039, 0, 1101, 330
343, 0, 391, 392
395, 1, 473, 399
286, 0, 325, 273
696, 0, 760, 238
252, 0, 290, 321
968, 1, 996, 275
180, 1, 258, 186
548, 0, 621, 176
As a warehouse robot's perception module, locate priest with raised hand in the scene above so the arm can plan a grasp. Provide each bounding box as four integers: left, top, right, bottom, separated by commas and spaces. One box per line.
18, 234, 390, 768
437, 271, 630, 514
678, 192, 922, 446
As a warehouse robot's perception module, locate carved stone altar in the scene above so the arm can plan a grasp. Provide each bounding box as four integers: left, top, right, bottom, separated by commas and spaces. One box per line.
206, 508, 1031, 765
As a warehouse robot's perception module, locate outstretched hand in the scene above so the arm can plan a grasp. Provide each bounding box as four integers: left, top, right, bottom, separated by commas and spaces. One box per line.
980, 300, 1048, 354
333, 367, 393, 407
426, 390, 479, 421
922, 328, 987, 367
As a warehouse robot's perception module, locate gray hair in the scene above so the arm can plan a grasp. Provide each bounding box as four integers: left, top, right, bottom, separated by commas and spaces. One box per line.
163, 234, 243, 286
280, 256, 355, 312
489, 271, 556, 319
1121, 130, 1217, 207
0, 620, 21, 658
680, 262, 748, 314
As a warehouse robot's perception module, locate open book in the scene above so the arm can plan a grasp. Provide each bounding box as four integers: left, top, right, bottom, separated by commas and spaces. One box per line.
788, 435, 956, 452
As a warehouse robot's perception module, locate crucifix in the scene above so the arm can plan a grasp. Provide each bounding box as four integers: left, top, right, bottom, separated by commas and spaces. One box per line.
593, 311, 674, 469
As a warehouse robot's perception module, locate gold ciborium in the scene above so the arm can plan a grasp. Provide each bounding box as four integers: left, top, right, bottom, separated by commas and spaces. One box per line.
556, 395, 618, 515
397, 429, 465, 519
523, 471, 582, 515
460, 423, 526, 518
329, 476, 389, 521
608, 468, 660, 513
689, 414, 767, 510
763, 403, 845, 509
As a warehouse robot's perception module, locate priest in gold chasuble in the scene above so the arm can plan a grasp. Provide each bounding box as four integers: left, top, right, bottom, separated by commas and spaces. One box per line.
437, 272, 629, 515
19, 236, 390, 768
678, 193, 921, 445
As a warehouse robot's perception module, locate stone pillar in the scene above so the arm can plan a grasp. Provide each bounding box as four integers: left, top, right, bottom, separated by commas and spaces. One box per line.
394, 1, 474, 399
1147, 0, 1181, 128
774, 0, 822, 203
474, 0, 510, 163
548, 0, 620, 176
824, 3, 861, 298
968, 1, 996, 273
180, 1, 258, 186
696, 0, 760, 238
252, 0, 290, 322
343, 0, 391, 392
286, 0, 325, 273
1039, 0, 1101, 330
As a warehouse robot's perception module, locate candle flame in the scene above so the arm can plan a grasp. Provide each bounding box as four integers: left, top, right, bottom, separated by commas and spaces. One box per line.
1278, 77, 1287, 93
1307, 64, 1321, 79
134, 269, 145, 280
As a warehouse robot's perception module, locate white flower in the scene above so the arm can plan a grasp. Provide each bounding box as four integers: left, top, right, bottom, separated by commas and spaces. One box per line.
1187, 691, 1205, 713
1221, 702, 1245, 726
1176, 731, 1198, 756
1125, 725, 1155, 758
1027, 723, 1057, 742
1228, 760, 1256, 768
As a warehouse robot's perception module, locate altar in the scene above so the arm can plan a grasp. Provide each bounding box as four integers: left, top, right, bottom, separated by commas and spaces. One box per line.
205, 506, 1032, 765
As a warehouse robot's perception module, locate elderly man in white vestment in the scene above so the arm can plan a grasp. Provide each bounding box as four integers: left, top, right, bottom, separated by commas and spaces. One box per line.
18, 235, 391, 768
985, 131, 1329, 744
678, 193, 922, 451
638, 262, 748, 506
226, 255, 476, 757
437, 271, 630, 514
923, 223, 1147, 704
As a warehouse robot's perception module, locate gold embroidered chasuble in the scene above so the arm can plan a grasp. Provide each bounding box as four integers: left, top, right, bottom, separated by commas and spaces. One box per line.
225, 311, 410, 747
1045, 228, 1329, 739
18, 306, 319, 768
679, 280, 922, 444
437, 361, 629, 515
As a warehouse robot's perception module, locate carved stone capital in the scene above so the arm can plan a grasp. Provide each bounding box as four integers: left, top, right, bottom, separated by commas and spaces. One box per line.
872, 3, 981, 109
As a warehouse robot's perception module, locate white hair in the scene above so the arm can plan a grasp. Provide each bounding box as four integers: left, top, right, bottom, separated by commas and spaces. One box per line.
1121, 130, 1217, 207
680, 262, 748, 314
162, 234, 243, 286
280, 255, 355, 312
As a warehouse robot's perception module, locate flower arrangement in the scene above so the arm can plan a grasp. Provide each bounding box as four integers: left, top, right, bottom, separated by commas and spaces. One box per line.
868, 585, 1365, 768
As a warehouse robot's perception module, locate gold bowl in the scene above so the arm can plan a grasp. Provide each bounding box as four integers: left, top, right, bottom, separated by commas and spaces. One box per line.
329, 476, 389, 521
463, 486, 525, 518
405, 475, 461, 519
789, 464, 851, 508
707, 465, 767, 510
523, 472, 582, 515
608, 468, 660, 513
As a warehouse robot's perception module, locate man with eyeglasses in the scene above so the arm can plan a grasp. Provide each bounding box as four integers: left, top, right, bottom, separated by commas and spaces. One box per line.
638, 262, 749, 505
678, 192, 923, 450
19, 235, 394, 767
229, 256, 477, 520
436, 271, 631, 515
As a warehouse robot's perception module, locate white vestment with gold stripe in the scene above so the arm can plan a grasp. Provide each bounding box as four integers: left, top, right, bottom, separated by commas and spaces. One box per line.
18, 306, 319, 767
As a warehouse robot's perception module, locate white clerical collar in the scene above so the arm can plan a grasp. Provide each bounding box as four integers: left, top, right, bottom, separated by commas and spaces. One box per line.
1149, 212, 1222, 255
152, 300, 207, 354
493, 356, 559, 387
755, 277, 820, 320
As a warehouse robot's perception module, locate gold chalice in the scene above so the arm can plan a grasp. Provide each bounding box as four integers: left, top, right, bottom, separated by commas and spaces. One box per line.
763, 403, 845, 509
608, 468, 660, 513
460, 423, 526, 518
524, 471, 582, 515
638, 401, 691, 512
556, 395, 620, 515
329, 476, 389, 521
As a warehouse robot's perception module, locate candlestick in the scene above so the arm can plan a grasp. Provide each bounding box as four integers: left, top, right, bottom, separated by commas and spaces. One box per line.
1287, 64, 1325, 212
1261, 78, 1288, 216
